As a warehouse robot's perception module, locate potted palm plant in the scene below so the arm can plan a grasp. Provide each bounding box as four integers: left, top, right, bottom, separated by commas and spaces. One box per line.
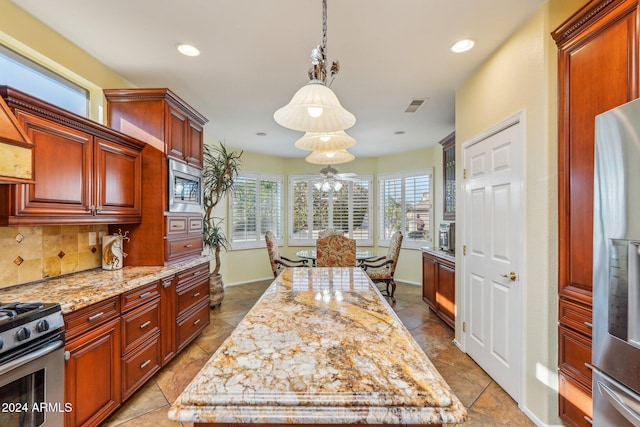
202, 142, 242, 307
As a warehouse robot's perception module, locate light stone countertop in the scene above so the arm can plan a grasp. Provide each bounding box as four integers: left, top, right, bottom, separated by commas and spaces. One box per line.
420, 247, 455, 264
0, 255, 212, 314
168, 267, 466, 425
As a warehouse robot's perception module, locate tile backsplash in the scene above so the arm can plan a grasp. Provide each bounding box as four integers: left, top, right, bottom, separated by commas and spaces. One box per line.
0, 225, 108, 289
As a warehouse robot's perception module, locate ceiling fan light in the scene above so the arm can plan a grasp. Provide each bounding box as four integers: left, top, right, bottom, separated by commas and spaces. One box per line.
305, 149, 355, 165
294, 130, 356, 152
274, 81, 356, 133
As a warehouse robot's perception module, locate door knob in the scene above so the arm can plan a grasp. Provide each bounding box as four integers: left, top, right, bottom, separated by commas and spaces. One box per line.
500, 272, 518, 281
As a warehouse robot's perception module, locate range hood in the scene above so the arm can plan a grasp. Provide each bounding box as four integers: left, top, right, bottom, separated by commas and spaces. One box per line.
0, 94, 34, 184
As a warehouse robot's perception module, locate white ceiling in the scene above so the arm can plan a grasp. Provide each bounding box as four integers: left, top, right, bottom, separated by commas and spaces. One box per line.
13, 0, 545, 159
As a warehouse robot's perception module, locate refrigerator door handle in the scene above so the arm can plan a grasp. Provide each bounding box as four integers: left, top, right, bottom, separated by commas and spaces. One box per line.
598, 381, 640, 426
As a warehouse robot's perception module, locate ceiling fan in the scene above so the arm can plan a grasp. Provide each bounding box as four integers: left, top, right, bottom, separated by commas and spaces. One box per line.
309, 166, 358, 192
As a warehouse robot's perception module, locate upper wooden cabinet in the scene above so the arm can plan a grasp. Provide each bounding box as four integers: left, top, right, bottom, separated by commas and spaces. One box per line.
0, 86, 144, 226
104, 88, 208, 168
439, 132, 455, 220
552, 1, 640, 425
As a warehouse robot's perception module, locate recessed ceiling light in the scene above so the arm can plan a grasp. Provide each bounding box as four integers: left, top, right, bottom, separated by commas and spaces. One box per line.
451, 39, 475, 53
394, 131, 405, 135
177, 43, 200, 57
256, 132, 267, 136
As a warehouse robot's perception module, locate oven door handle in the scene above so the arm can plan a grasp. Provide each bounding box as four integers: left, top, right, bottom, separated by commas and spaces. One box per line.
0, 340, 64, 377
597, 381, 640, 427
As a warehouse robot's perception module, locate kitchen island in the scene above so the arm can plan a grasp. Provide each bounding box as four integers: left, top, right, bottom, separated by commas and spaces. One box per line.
168, 267, 466, 426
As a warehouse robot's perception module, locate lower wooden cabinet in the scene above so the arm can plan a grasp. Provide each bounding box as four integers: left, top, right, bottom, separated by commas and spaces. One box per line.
63, 262, 211, 426
422, 250, 455, 328
64, 316, 121, 427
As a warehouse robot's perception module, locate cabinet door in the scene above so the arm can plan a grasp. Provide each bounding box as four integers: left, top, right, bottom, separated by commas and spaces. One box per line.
14, 111, 93, 216
187, 120, 203, 167
94, 137, 142, 218
422, 253, 437, 310
65, 317, 121, 427
160, 275, 177, 366
437, 261, 456, 328
167, 106, 188, 162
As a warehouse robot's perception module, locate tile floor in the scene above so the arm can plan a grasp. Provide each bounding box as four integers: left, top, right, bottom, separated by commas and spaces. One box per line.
103, 281, 535, 427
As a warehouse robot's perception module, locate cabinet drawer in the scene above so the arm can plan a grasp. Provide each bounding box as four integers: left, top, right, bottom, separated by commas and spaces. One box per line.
176, 262, 210, 287
64, 297, 120, 341
559, 325, 592, 387
177, 277, 209, 318
559, 372, 593, 426
122, 333, 161, 400
559, 299, 592, 337
121, 299, 161, 354
177, 300, 210, 352
166, 216, 188, 235
165, 236, 203, 261
189, 216, 203, 232
121, 281, 160, 313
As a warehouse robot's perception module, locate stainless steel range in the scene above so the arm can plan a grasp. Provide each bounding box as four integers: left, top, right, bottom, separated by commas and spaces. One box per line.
0, 301, 65, 427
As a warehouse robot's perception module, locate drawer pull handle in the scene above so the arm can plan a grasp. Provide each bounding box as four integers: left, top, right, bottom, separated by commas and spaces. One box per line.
193, 319, 200, 326
193, 270, 207, 276
193, 292, 200, 298
584, 416, 593, 424
140, 359, 151, 369
162, 280, 172, 288
139, 292, 152, 299
184, 244, 193, 248
585, 363, 595, 371
88, 312, 105, 322
139, 320, 151, 329
584, 322, 593, 329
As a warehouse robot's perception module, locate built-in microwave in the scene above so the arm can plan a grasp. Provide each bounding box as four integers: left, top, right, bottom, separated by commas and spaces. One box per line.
168, 158, 203, 213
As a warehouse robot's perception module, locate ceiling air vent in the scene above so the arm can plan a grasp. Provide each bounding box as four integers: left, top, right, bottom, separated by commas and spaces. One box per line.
405, 98, 427, 113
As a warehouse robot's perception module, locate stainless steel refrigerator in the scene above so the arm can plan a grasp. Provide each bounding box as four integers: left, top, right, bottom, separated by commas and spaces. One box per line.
593, 98, 640, 426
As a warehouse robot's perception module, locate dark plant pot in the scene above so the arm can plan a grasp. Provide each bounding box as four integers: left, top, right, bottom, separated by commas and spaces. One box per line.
209, 273, 224, 308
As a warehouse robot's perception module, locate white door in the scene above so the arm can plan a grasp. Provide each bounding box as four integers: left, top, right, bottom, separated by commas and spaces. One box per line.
463, 117, 524, 402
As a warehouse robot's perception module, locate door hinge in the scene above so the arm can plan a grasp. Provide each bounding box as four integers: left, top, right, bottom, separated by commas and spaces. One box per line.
463, 321, 466, 333
463, 168, 467, 179
463, 245, 466, 255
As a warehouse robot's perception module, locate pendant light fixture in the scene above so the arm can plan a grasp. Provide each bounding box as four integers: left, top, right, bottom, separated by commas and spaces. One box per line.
294, 130, 356, 152
305, 149, 355, 165
274, 0, 356, 134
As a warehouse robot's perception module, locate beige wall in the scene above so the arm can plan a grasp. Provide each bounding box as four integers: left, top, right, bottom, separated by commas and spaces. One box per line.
454, 0, 587, 424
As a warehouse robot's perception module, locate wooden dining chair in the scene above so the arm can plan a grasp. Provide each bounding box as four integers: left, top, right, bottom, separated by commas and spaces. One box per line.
316, 234, 356, 267
360, 231, 403, 302
265, 231, 308, 278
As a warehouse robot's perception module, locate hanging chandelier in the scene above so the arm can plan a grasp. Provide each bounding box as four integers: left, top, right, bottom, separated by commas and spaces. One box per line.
274, 0, 356, 160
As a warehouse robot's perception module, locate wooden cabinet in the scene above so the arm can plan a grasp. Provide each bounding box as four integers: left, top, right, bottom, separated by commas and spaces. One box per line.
422, 250, 455, 328
552, 1, 640, 424
439, 132, 455, 220
64, 298, 121, 427
120, 282, 161, 400
0, 86, 143, 226
104, 88, 207, 265
160, 275, 177, 366
175, 263, 211, 351
104, 88, 207, 167
0, 95, 33, 184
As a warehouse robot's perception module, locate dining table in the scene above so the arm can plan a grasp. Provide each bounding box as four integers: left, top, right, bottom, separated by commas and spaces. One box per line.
295, 249, 377, 266
168, 267, 466, 426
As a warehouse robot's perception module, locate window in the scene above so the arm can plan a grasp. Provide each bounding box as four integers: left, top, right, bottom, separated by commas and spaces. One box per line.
289, 175, 373, 246
378, 169, 433, 249
0, 44, 89, 116
229, 172, 283, 249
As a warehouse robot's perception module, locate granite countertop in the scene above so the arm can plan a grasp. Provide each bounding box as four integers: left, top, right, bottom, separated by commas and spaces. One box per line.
420, 247, 455, 264
0, 255, 212, 314
168, 267, 466, 425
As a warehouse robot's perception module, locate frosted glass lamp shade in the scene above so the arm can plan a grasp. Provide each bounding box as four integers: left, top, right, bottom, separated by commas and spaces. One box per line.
294, 130, 356, 152
305, 149, 355, 165
274, 81, 356, 133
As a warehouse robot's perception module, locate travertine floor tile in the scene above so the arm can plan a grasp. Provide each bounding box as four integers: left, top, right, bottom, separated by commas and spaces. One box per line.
103, 381, 169, 426
155, 343, 209, 403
